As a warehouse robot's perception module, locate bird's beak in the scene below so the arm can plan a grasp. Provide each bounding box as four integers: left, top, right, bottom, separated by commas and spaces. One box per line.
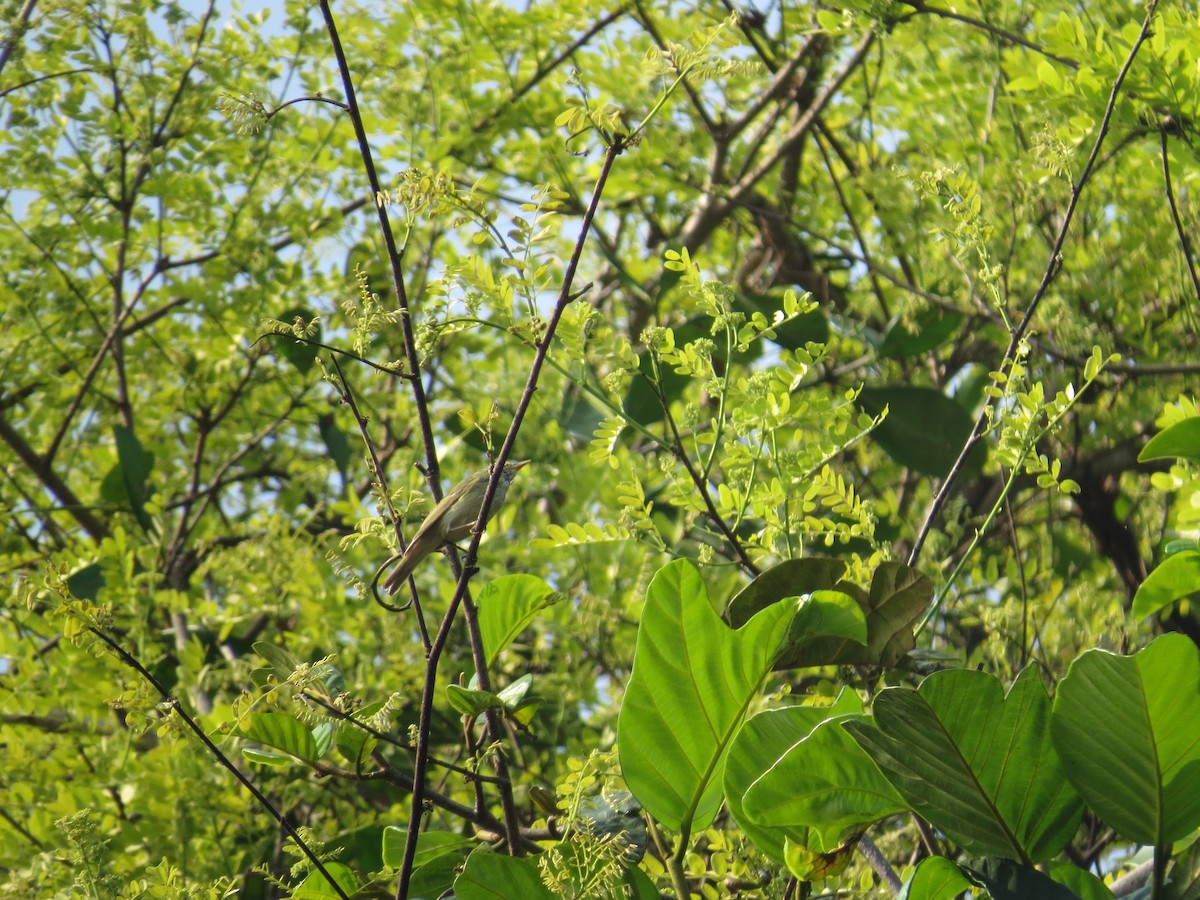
509, 459, 529, 471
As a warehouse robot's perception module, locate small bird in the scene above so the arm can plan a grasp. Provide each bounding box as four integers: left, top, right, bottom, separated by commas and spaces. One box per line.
384, 460, 528, 593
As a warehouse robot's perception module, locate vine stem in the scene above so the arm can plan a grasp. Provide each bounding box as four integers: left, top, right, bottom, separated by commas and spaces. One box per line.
907, 1, 1159, 570
395, 138, 626, 899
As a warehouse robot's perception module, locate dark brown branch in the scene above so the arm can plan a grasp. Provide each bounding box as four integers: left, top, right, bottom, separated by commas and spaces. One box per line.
0, 413, 107, 541
1160, 127, 1200, 310
677, 30, 876, 251
898, 0, 1078, 68
397, 138, 623, 897
86, 625, 351, 900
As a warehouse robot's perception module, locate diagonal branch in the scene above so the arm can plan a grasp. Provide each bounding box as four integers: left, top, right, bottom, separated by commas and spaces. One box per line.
87, 624, 352, 900
677, 30, 876, 251
908, 1, 1160, 568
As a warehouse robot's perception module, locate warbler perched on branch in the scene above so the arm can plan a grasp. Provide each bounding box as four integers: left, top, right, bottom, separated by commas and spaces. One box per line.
383, 460, 528, 593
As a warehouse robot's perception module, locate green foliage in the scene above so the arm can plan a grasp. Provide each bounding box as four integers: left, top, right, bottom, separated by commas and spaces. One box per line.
4, 0, 1200, 897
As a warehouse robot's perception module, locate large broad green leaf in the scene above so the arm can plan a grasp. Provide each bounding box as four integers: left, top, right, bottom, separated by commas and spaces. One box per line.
407, 852, 463, 900
856, 385, 985, 479
880, 307, 963, 359
844, 666, 1082, 862
725, 558, 862, 626
290, 862, 358, 899
100, 424, 156, 534
477, 574, 559, 666
1131, 550, 1200, 620
623, 865, 661, 899
240, 712, 320, 763
381, 827, 473, 869
724, 702, 849, 862
617, 559, 796, 832
1051, 633, 1200, 845
725, 559, 931, 669
454, 848, 555, 899
739, 692, 905, 854
898, 857, 974, 900
961, 857, 1089, 900
1046, 862, 1116, 900
1139, 417, 1200, 462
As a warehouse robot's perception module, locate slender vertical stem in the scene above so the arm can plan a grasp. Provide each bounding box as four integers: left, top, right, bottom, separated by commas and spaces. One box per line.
316, 0, 442, 501
396, 140, 625, 898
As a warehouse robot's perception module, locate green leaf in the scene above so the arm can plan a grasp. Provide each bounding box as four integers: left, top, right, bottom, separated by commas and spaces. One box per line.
782, 832, 859, 881
327, 824, 384, 873
241, 747, 294, 767
1132, 550, 1200, 619
1139, 417, 1200, 463
101, 424, 156, 534
623, 351, 688, 427
334, 701, 385, 767
447, 684, 504, 716
742, 709, 906, 853
240, 712, 320, 762
856, 385, 985, 478
317, 413, 352, 486
623, 864, 661, 899
899, 857, 975, 900
66, 563, 105, 600
618, 559, 796, 831
1051, 633, 1200, 845
724, 707, 826, 862
726, 560, 931, 669
477, 574, 558, 667
1046, 862, 1115, 900
290, 862, 358, 898
381, 827, 473, 869
725, 558, 860, 627
275, 306, 320, 374
495, 673, 533, 710
961, 857, 1086, 900
407, 852, 463, 900
880, 307, 964, 359
311, 722, 333, 758
253, 641, 302, 676
790, 589, 868, 649
1161, 839, 1200, 900
845, 666, 1083, 861
454, 848, 555, 899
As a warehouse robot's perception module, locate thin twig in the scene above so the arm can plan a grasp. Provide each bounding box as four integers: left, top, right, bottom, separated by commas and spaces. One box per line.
87, 626, 351, 900
908, 1, 1160, 569
396, 139, 624, 898
316, 0, 440, 511
1159, 126, 1200, 311
898, 0, 1078, 68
